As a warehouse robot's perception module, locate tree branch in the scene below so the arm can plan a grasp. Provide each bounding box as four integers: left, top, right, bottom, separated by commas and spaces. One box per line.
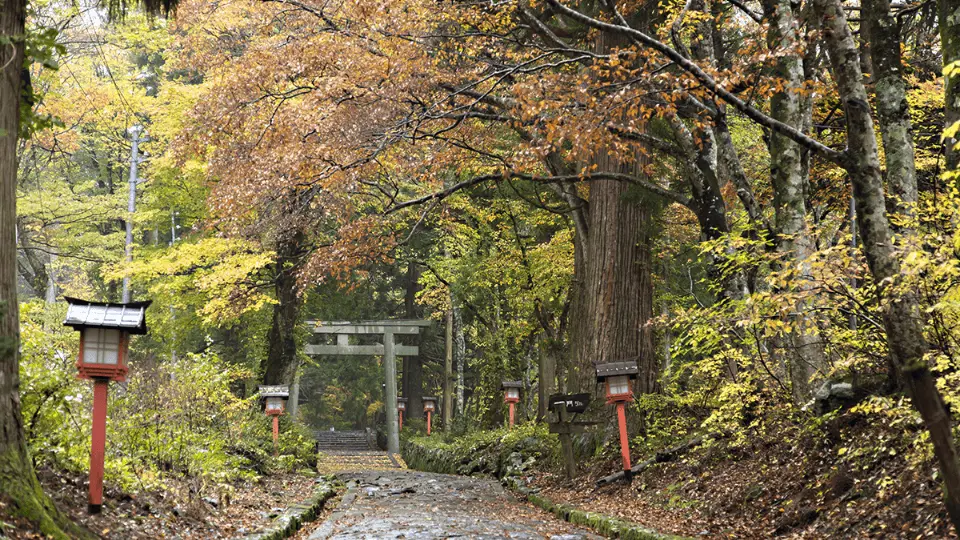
546, 0, 845, 164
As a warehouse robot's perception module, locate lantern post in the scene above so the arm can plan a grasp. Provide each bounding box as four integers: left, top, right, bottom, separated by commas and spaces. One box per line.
422, 396, 437, 435
64, 297, 151, 514
596, 362, 639, 483
259, 385, 289, 454
397, 397, 407, 431
501, 381, 522, 429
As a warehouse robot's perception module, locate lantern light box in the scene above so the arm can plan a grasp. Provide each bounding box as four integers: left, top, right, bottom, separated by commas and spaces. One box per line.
265, 397, 285, 414
397, 397, 408, 431
64, 297, 151, 382
595, 362, 639, 403
502, 381, 522, 402
422, 397, 437, 412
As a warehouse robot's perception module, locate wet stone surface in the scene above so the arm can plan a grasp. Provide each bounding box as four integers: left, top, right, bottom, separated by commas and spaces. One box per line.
309, 470, 601, 539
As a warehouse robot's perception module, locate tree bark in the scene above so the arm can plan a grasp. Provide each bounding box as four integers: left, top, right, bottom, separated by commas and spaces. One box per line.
815, 0, 960, 529
262, 229, 305, 386
454, 304, 465, 415
941, 0, 960, 171
1, 2, 87, 536
762, 0, 825, 401
402, 262, 424, 422
577, 165, 656, 395
443, 301, 453, 430
567, 24, 658, 397
537, 335, 558, 419
864, 0, 917, 214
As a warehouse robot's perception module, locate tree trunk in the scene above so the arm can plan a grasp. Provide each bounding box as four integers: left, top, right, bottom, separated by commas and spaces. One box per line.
577, 157, 657, 395
443, 302, 453, 430
815, 0, 960, 529
1, 2, 86, 536
572, 28, 658, 397
864, 0, 917, 214
537, 329, 560, 419
402, 262, 424, 422
762, 0, 825, 401
941, 0, 960, 171
262, 230, 305, 386
566, 214, 588, 394
454, 304, 465, 415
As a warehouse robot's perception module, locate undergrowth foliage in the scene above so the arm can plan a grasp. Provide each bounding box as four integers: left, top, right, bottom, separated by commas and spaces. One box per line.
637, 188, 960, 461
402, 423, 561, 478
18, 301, 314, 498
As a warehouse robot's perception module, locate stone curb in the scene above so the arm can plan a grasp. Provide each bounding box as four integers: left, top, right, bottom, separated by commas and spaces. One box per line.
402, 438, 691, 540
239, 477, 340, 540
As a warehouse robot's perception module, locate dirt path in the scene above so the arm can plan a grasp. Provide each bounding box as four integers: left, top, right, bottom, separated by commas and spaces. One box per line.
308, 469, 601, 539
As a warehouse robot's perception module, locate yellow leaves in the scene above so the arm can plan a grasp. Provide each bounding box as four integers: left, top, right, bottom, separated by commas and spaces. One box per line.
943, 120, 960, 145
943, 60, 960, 80
108, 237, 276, 326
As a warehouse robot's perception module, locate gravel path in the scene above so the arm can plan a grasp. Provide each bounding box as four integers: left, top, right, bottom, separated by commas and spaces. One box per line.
309, 469, 601, 539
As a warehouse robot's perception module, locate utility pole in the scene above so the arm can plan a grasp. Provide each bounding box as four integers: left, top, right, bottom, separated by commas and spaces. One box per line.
122, 125, 147, 303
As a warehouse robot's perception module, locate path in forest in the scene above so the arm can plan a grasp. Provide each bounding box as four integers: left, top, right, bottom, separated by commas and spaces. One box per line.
309, 468, 601, 539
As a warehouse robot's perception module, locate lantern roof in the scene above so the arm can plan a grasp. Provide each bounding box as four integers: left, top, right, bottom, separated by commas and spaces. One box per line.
397, 397, 408, 403
595, 362, 639, 380
63, 297, 151, 334
422, 396, 437, 402
502, 380, 523, 389
258, 385, 290, 398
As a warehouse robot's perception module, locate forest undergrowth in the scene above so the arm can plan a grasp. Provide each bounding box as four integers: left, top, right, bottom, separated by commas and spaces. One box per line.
403, 401, 958, 537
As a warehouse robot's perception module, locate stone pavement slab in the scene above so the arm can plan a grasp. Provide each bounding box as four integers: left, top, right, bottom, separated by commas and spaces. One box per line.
309, 470, 602, 539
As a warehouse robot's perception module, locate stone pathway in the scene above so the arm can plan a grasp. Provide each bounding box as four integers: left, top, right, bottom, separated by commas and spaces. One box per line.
309, 470, 601, 539
317, 451, 403, 475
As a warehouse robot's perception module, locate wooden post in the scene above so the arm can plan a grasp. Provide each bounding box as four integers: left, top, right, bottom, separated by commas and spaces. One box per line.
556, 403, 576, 479
508, 402, 515, 429
399, 410, 404, 431
616, 402, 632, 482
272, 415, 280, 455
89, 379, 109, 514
384, 330, 400, 454
426, 410, 432, 435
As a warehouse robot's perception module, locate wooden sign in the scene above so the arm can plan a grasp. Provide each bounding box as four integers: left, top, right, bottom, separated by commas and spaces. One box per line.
548, 393, 591, 414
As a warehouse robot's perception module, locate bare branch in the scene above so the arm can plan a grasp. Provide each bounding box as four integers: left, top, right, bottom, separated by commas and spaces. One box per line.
547, 0, 845, 164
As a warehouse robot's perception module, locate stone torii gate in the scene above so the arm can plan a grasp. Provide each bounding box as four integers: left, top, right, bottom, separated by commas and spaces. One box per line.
304, 320, 431, 454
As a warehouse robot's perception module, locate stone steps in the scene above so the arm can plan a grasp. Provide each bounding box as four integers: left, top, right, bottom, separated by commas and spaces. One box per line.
315, 430, 371, 452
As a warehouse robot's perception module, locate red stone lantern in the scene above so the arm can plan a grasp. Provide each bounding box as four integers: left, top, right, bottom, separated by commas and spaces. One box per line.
422, 396, 437, 435
501, 381, 522, 429
64, 297, 151, 514
259, 385, 289, 454
596, 362, 639, 482
397, 397, 407, 431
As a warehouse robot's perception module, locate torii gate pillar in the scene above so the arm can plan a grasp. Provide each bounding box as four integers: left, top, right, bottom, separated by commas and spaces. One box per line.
383, 328, 398, 453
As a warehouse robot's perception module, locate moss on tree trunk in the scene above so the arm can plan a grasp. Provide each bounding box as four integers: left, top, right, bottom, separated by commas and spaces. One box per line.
0, 445, 91, 539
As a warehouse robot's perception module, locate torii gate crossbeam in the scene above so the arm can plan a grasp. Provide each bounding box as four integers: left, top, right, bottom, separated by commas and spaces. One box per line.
304, 320, 430, 454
